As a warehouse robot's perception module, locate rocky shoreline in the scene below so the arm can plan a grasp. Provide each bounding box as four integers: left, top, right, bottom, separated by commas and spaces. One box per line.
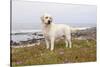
11, 37, 45, 48
11, 27, 96, 48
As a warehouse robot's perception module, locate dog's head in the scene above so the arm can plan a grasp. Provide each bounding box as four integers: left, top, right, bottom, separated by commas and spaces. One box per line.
41, 14, 53, 25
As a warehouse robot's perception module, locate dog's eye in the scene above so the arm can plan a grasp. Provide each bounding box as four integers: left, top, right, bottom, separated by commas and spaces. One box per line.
50, 17, 52, 19
45, 17, 48, 19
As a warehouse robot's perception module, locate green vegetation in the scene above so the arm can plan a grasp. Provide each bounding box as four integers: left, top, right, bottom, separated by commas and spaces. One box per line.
11, 39, 96, 66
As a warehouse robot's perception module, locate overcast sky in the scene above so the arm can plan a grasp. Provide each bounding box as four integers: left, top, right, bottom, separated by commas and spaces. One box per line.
12, 0, 97, 31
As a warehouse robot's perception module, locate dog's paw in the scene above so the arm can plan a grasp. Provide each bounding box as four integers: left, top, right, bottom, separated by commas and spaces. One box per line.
46, 46, 49, 49
50, 48, 54, 51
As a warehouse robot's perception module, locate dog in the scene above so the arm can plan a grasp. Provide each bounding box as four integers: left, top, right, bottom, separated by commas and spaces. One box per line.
41, 14, 72, 51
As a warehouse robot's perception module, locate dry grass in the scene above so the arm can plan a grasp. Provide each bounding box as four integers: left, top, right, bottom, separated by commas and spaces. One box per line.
11, 39, 96, 66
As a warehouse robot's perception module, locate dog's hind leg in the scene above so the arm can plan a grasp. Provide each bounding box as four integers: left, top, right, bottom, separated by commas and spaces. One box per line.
68, 39, 72, 48
65, 34, 72, 48
67, 36, 72, 48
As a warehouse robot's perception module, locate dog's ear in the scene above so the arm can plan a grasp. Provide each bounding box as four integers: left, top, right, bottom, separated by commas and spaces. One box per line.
40, 16, 44, 22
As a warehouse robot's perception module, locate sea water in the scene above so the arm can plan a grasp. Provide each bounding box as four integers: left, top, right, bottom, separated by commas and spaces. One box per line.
11, 29, 42, 42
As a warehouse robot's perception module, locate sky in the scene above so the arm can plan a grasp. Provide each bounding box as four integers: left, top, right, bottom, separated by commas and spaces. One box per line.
12, 0, 97, 31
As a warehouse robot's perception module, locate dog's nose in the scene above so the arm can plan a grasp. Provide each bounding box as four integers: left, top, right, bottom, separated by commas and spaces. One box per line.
48, 20, 51, 24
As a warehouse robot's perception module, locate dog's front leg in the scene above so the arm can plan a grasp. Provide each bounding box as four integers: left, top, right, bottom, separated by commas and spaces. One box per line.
50, 37, 55, 51
45, 39, 50, 49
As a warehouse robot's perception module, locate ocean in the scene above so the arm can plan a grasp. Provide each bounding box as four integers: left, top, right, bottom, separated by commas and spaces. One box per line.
11, 29, 42, 43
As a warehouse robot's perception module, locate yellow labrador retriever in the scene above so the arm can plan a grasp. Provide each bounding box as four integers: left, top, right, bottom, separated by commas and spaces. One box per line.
41, 14, 72, 51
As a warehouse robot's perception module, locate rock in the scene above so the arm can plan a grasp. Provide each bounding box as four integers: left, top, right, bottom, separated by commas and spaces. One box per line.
59, 51, 64, 55
63, 59, 69, 63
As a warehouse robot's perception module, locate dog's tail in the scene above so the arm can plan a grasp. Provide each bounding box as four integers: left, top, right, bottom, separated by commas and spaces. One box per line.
70, 27, 88, 33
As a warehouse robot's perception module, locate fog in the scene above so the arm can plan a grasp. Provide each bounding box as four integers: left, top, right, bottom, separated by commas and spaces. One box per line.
12, 0, 97, 31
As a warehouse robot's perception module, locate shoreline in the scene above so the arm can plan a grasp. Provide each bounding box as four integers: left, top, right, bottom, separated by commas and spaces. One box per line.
11, 42, 40, 48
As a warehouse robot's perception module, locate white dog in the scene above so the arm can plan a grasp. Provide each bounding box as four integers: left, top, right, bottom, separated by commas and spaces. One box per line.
41, 14, 72, 51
